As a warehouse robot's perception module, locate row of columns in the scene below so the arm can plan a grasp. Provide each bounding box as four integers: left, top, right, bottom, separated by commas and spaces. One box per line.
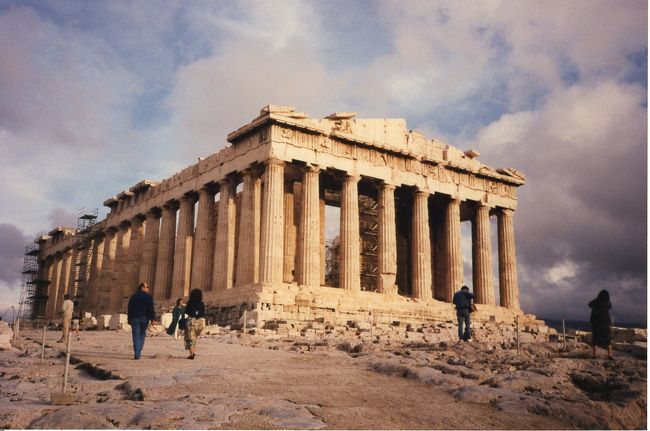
42, 158, 520, 319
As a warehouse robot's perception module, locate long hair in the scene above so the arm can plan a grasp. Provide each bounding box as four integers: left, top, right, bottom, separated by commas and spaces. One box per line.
188, 288, 203, 303
176, 298, 183, 306
596, 289, 610, 303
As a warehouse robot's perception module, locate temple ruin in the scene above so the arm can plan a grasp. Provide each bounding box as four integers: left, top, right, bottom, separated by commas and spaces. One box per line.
27, 105, 532, 327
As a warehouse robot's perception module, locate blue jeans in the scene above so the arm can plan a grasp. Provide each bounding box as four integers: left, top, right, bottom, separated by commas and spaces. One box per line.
131, 318, 149, 359
457, 309, 471, 341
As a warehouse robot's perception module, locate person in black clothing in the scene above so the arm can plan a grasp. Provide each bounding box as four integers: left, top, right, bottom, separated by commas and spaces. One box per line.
184, 288, 205, 360
127, 282, 156, 360
452, 285, 474, 341
589, 289, 613, 360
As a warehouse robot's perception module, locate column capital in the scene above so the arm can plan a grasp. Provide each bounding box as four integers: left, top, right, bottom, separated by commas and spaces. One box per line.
264, 158, 285, 167
344, 173, 361, 183
414, 188, 430, 197
380, 182, 397, 192
498, 207, 515, 217
146, 207, 162, 218
163, 200, 179, 211
302, 163, 321, 174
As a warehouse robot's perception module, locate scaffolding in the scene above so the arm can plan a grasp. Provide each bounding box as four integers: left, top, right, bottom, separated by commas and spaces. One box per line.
18, 243, 41, 321
73, 208, 98, 315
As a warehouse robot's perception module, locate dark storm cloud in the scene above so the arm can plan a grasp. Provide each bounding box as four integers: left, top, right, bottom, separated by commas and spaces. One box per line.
0, 223, 31, 289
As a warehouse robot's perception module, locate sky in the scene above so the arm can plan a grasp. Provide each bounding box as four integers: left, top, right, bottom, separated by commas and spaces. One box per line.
0, 0, 646, 324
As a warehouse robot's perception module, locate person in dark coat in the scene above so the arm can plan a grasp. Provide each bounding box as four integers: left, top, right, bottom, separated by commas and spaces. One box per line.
589, 289, 613, 360
452, 285, 474, 341
184, 289, 205, 360
127, 282, 156, 360
166, 298, 185, 339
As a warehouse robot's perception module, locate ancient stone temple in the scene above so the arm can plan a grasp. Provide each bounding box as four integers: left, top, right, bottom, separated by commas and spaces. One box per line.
33, 105, 529, 327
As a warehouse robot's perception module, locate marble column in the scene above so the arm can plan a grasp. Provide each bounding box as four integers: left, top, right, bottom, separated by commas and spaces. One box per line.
214, 178, 237, 290
340, 174, 360, 291
46, 254, 63, 320
443, 197, 463, 302
259, 159, 285, 284
236, 170, 262, 286
110, 223, 131, 313
124, 216, 145, 309
377, 183, 397, 293
86, 235, 105, 316
171, 195, 195, 299
55, 249, 73, 315
67, 247, 79, 297
411, 189, 432, 300
154, 203, 177, 302
283, 181, 297, 283
472, 204, 495, 305
191, 186, 216, 291
139, 209, 161, 289
320, 197, 326, 285
297, 165, 321, 287
97, 228, 117, 313
498, 208, 520, 309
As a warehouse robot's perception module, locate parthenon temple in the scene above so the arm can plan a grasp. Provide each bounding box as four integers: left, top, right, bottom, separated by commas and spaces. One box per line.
31, 105, 531, 327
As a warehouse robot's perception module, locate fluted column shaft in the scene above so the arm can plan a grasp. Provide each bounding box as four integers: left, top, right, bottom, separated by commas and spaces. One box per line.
86, 235, 105, 316
378, 183, 397, 293
97, 229, 117, 313
55, 250, 73, 315
236, 170, 261, 286
340, 174, 360, 291
110, 224, 131, 313
123, 217, 145, 310
296, 165, 321, 287
472, 204, 495, 305
412, 190, 432, 299
171, 195, 194, 299
140, 210, 161, 289
443, 198, 463, 302
498, 208, 520, 309
46, 255, 63, 320
191, 187, 216, 291
154, 204, 176, 302
214, 179, 236, 290
259, 159, 285, 284
66, 247, 79, 297
283, 182, 297, 282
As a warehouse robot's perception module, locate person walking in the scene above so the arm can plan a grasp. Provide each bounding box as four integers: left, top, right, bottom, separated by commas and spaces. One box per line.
127, 282, 156, 360
184, 289, 205, 360
452, 285, 474, 342
58, 294, 74, 343
589, 289, 613, 360
166, 298, 185, 339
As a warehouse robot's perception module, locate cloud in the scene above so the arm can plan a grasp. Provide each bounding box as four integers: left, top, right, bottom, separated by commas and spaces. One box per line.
0, 223, 31, 288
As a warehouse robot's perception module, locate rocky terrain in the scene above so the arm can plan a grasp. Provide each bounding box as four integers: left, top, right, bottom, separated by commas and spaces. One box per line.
0, 324, 646, 429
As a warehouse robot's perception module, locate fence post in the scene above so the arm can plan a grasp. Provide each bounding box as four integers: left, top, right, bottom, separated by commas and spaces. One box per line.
515, 316, 520, 355
562, 319, 566, 350
62, 329, 72, 393
40, 325, 47, 363
243, 309, 247, 334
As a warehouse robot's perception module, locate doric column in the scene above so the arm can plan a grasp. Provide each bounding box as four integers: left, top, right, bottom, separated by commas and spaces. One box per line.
283, 181, 297, 282
66, 247, 79, 298
154, 203, 176, 302
259, 159, 285, 284
97, 228, 117, 313
236, 169, 262, 286
46, 254, 63, 320
320, 197, 326, 285
498, 208, 520, 309
213, 178, 237, 290
55, 250, 73, 314
191, 186, 216, 291
412, 189, 432, 300
123, 216, 145, 310
110, 223, 131, 313
443, 197, 463, 302
296, 165, 321, 287
85, 234, 105, 316
377, 183, 397, 293
340, 174, 360, 291
139, 210, 161, 290
171, 194, 195, 299
472, 204, 495, 305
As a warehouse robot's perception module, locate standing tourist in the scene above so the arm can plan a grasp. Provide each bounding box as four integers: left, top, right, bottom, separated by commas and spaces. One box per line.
166, 298, 185, 339
71, 300, 81, 341
57, 293, 74, 343
452, 285, 474, 342
127, 282, 156, 360
589, 289, 613, 360
184, 289, 205, 360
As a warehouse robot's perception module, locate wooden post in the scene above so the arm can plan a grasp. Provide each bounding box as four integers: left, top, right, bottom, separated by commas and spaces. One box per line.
515, 316, 520, 355
243, 309, 247, 334
562, 319, 566, 350
40, 325, 47, 363
62, 329, 72, 393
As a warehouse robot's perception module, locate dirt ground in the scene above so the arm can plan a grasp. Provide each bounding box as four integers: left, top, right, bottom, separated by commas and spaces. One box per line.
0, 328, 646, 429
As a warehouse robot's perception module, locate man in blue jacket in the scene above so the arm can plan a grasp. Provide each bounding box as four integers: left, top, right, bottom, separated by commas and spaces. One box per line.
452, 285, 474, 342
127, 282, 156, 359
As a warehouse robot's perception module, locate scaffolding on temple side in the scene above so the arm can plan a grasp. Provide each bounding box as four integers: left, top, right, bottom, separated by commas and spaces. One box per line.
73, 208, 98, 315
19, 243, 40, 321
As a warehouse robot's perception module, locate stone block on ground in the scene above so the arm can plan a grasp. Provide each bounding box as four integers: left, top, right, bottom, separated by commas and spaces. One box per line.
98, 315, 111, 330
0, 321, 13, 349
109, 314, 128, 331
160, 313, 173, 329
81, 317, 97, 330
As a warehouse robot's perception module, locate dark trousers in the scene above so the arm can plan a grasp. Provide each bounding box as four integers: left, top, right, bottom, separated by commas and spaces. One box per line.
457, 309, 471, 340
131, 318, 149, 359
